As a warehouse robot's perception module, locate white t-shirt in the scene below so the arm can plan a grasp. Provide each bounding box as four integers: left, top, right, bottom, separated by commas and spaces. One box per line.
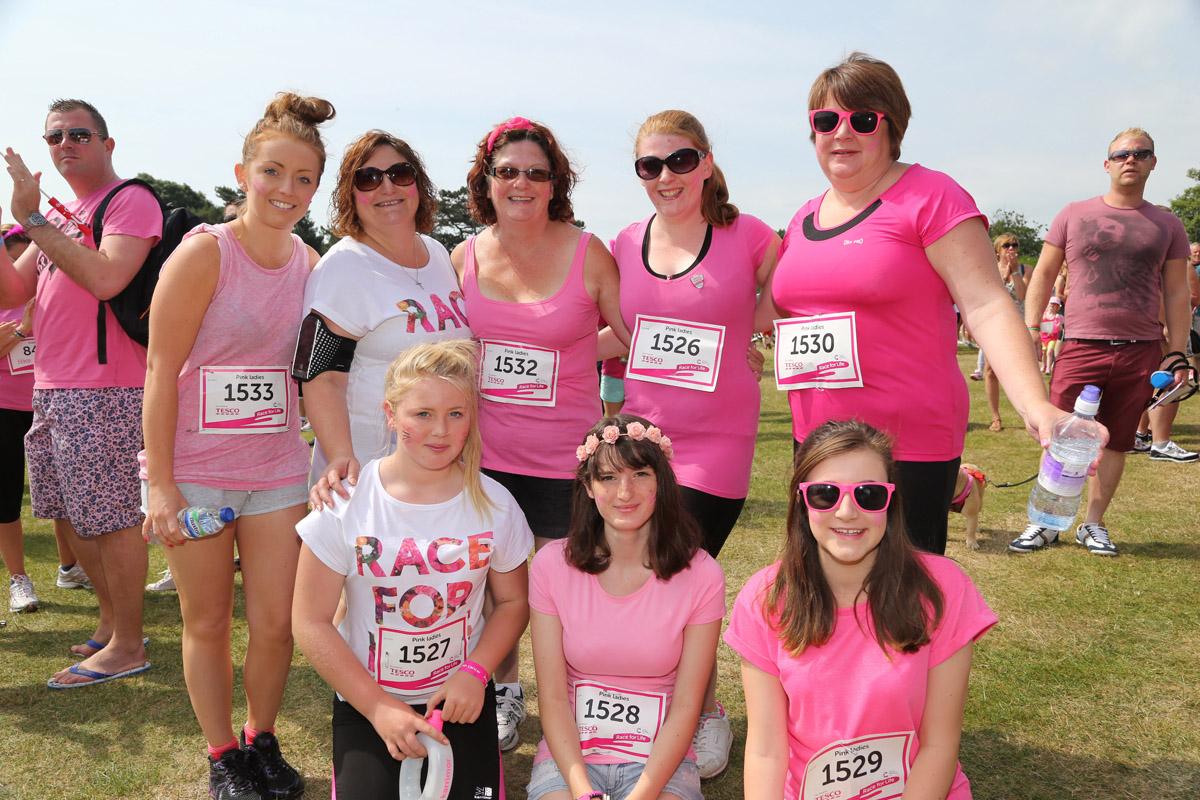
296, 460, 533, 704
303, 235, 472, 482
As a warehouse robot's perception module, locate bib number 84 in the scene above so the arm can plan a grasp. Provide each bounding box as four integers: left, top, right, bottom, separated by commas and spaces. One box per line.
582, 698, 641, 724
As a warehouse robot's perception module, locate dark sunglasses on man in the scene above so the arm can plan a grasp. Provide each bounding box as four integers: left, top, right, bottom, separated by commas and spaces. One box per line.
43, 128, 105, 146
1107, 149, 1154, 162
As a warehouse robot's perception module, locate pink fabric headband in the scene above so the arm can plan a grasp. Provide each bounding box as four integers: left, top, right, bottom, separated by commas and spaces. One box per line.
2, 224, 25, 240
486, 116, 535, 154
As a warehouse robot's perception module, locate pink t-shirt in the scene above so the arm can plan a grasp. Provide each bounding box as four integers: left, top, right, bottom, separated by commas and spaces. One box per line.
158, 224, 311, 489
0, 307, 34, 412
612, 214, 775, 498
771, 165, 984, 461
1045, 197, 1189, 341
463, 233, 600, 479
724, 553, 997, 800
33, 180, 162, 389
528, 539, 726, 766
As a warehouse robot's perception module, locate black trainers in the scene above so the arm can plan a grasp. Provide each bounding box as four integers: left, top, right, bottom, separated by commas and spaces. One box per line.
241, 730, 305, 799
209, 748, 264, 800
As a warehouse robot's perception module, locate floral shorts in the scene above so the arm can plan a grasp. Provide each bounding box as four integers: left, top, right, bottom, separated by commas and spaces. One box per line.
26, 387, 145, 537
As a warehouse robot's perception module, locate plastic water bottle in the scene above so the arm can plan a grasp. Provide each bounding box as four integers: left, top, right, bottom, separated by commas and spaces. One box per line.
1027, 385, 1104, 530
398, 709, 453, 800
177, 506, 235, 539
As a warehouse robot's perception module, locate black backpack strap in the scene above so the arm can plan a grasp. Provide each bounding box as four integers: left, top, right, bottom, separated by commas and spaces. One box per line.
89, 179, 162, 364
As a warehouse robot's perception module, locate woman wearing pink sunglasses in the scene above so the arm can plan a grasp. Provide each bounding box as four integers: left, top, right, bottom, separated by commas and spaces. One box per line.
725, 419, 997, 800
759, 52, 1069, 556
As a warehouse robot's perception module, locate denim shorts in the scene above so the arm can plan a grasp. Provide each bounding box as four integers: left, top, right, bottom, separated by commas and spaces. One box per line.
140, 480, 308, 518
527, 757, 702, 800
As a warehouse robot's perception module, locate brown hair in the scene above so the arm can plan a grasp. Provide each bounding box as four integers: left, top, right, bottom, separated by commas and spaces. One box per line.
331, 131, 439, 239
382, 339, 492, 517
765, 420, 943, 656
47, 98, 108, 138
566, 415, 700, 579
636, 110, 739, 227
807, 52, 911, 161
466, 118, 577, 225
242, 92, 336, 174
992, 232, 1019, 257
1107, 127, 1155, 154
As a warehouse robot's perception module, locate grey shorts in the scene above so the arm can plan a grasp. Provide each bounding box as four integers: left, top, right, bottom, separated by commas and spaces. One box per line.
140, 481, 308, 518
527, 757, 702, 800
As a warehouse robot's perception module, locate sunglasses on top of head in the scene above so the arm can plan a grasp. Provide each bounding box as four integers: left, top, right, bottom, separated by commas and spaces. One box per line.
43, 128, 105, 146
797, 480, 895, 513
485, 164, 555, 183
809, 109, 886, 136
353, 162, 418, 192
1107, 149, 1154, 163
633, 148, 707, 181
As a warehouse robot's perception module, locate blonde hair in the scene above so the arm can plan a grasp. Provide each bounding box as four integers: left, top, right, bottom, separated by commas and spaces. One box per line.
635, 110, 739, 227
383, 340, 492, 516
1108, 127, 1154, 154
993, 232, 1019, 257
242, 92, 336, 174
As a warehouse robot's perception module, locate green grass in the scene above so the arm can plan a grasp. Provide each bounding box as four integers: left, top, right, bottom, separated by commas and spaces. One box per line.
2, 351, 1198, 799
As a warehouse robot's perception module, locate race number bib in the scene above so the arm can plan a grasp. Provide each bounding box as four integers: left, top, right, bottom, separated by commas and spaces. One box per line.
625, 315, 724, 393
478, 339, 559, 407
574, 681, 666, 763
7, 338, 35, 374
800, 732, 912, 800
198, 366, 290, 434
377, 617, 467, 693
774, 312, 864, 391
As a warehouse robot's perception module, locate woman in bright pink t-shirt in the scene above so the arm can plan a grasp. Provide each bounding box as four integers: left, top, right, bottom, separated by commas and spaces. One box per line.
528, 415, 724, 800
725, 420, 996, 800
762, 53, 1065, 555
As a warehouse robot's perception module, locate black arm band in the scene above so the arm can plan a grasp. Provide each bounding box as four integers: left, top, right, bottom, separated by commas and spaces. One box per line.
292, 312, 357, 382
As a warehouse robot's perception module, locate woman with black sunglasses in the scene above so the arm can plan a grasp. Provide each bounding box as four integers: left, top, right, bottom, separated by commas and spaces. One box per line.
299, 131, 471, 498
982, 233, 1028, 431
607, 109, 780, 779
450, 116, 629, 751
725, 419, 996, 800
762, 52, 1067, 555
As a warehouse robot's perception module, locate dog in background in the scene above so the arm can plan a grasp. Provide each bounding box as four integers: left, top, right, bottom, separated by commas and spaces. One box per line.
949, 464, 986, 550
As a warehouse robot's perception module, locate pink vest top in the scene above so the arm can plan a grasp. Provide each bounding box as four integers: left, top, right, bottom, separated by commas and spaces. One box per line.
464, 232, 599, 479
169, 223, 311, 489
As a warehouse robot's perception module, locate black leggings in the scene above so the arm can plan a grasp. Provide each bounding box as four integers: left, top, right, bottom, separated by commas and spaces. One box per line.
0, 409, 33, 523
680, 486, 746, 558
332, 683, 501, 800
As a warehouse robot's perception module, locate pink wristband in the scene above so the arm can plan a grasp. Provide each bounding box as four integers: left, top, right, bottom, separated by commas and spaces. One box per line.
458, 660, 489, 686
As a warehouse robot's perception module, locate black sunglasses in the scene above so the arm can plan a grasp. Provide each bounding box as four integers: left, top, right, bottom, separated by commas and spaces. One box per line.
634, 148, 707, 181
353, 162, 418, 192
797, 480, 895, 513
1001, 242, 1019, 250
43, 128, 104, 146
486, 164, 555, 183
809, 109, 885, 136
1107, 149, 1154, 163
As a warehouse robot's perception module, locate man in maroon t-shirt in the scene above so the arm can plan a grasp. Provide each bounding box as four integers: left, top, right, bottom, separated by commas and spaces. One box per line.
1012, 128, 1191, 556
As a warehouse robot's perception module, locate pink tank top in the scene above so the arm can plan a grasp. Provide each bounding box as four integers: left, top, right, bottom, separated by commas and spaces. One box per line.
169, 223, 311, 489
464, 232, 599, 479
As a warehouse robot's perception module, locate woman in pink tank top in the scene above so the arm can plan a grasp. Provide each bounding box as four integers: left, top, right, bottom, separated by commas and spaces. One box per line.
609, 109, 780, 780
451, 117, 629, 752
141, 93, 333, 799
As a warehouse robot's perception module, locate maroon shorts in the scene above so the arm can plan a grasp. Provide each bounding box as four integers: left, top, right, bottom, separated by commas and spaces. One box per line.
1049, 340, 1159, 453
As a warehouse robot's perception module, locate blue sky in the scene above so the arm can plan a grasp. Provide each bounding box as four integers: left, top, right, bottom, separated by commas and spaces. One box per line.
2, 0, 1197, 243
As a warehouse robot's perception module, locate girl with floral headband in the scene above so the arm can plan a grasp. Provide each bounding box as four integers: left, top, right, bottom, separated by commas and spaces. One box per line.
527, 414, 723, 800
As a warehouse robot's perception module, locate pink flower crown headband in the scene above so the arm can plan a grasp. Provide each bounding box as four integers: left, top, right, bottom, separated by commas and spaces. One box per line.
576, 421, 674, 462
486, 116, 535, 154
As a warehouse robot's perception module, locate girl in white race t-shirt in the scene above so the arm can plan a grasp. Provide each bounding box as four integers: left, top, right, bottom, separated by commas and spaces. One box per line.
527, 414, 725, 800
293, 339, 533, 800
724, 420, 997, 800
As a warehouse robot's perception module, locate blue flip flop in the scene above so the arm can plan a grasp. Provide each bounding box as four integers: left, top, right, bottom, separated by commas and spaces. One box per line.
47, 661, 152, 689
70, 636, 151, 658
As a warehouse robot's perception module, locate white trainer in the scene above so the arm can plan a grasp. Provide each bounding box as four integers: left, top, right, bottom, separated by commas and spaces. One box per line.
145, 568, 176, 592
692, 703, 733, 779
495, 683, 526, 752
1008, 524, 1059, 553
9, 574, 39, 613
55, 563, 92, 590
